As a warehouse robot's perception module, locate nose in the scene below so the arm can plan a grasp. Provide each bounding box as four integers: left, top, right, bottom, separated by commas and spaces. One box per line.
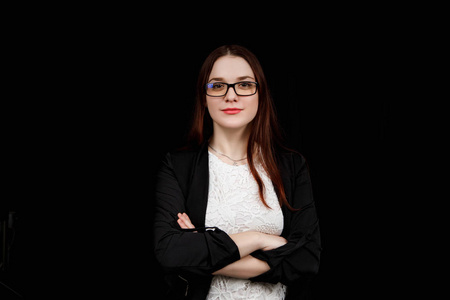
224, 86, 238, 102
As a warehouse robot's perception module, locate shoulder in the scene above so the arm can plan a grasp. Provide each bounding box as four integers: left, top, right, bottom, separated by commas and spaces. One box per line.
166, 148, 198, 164
160, 143, 207, 177
277, 148, 307, 164
166, 143, 204, 166
276, 147, 309, 177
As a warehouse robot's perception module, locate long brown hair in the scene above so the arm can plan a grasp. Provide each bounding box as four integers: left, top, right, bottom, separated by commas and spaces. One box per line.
188, 45, 295, 211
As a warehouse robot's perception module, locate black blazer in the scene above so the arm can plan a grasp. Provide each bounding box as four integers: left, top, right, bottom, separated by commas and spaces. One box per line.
153, 142, 321, 299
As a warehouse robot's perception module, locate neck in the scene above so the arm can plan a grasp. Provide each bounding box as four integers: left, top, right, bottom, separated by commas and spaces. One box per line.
209, 124, 250, 159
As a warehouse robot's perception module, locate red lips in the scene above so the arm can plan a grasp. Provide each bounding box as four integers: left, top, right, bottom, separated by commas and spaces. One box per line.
222, 108, 242, 115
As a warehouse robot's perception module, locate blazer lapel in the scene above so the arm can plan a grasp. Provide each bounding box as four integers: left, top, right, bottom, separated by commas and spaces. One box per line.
186, 142, 209, 228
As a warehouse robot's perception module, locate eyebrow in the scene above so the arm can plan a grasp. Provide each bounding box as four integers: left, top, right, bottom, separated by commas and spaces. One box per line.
208, 76, 255, 82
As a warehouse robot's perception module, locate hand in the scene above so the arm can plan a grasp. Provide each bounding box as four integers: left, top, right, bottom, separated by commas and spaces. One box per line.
177, 213, 195, 230
260, 233, 288, 251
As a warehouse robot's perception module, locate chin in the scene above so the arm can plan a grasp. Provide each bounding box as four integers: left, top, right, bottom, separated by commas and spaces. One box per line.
214, 118, 254, 130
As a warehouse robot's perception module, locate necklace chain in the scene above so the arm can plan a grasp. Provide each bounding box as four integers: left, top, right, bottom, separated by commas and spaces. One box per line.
208, 144, 247, 166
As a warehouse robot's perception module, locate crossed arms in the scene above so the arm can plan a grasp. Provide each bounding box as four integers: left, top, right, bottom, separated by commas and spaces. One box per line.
177, 212, 287, 279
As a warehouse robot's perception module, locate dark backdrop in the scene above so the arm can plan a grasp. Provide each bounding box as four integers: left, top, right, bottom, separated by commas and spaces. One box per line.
3, 28, 395, 298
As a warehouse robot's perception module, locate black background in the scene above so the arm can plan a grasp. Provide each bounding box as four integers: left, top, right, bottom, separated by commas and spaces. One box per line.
2, 18, 401, 298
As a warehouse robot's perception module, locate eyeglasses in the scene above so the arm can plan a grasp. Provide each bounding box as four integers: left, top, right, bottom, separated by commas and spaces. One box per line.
205, 81, 259, 97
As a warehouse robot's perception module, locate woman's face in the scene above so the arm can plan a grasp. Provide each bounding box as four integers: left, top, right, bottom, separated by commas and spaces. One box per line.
206, 55, 258, 131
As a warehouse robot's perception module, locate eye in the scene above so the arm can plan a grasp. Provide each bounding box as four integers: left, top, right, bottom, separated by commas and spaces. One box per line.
237, 82, 255, 89
213, 83, 225, 89
207, 83, 226, 90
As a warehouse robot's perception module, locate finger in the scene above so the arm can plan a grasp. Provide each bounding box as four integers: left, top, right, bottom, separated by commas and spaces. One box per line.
182, 213, 190, 221
179, 213, 195, 229
177, 218, 189, 229
182, 218, 195, 229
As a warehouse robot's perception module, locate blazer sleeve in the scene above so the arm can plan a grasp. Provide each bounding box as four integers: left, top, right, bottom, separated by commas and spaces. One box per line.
153, 152, 240, 276
249, 153, 321, 285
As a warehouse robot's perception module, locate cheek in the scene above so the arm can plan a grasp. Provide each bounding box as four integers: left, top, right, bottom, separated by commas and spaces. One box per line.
244, 96, 259, 119
205, 97, 214, 109
206, 98, 219, 117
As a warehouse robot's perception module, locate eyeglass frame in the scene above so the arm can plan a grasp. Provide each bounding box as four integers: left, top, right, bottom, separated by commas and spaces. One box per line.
205, 81, 259, 97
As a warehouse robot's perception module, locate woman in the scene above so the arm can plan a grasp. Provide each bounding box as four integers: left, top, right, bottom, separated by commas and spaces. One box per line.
153, 45, 321, 299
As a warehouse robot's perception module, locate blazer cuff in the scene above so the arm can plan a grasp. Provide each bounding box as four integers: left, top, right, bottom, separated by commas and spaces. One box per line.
202, 227, 241, 272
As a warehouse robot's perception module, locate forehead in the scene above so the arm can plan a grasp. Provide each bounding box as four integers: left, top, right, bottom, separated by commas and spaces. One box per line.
209, 56, 254, 81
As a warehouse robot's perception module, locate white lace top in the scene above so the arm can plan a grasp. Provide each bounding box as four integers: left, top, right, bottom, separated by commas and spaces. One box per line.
205, 151, 286, 300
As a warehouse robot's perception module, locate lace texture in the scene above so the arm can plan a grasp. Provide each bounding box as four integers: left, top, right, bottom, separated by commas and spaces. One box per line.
205, 151, 286, 300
